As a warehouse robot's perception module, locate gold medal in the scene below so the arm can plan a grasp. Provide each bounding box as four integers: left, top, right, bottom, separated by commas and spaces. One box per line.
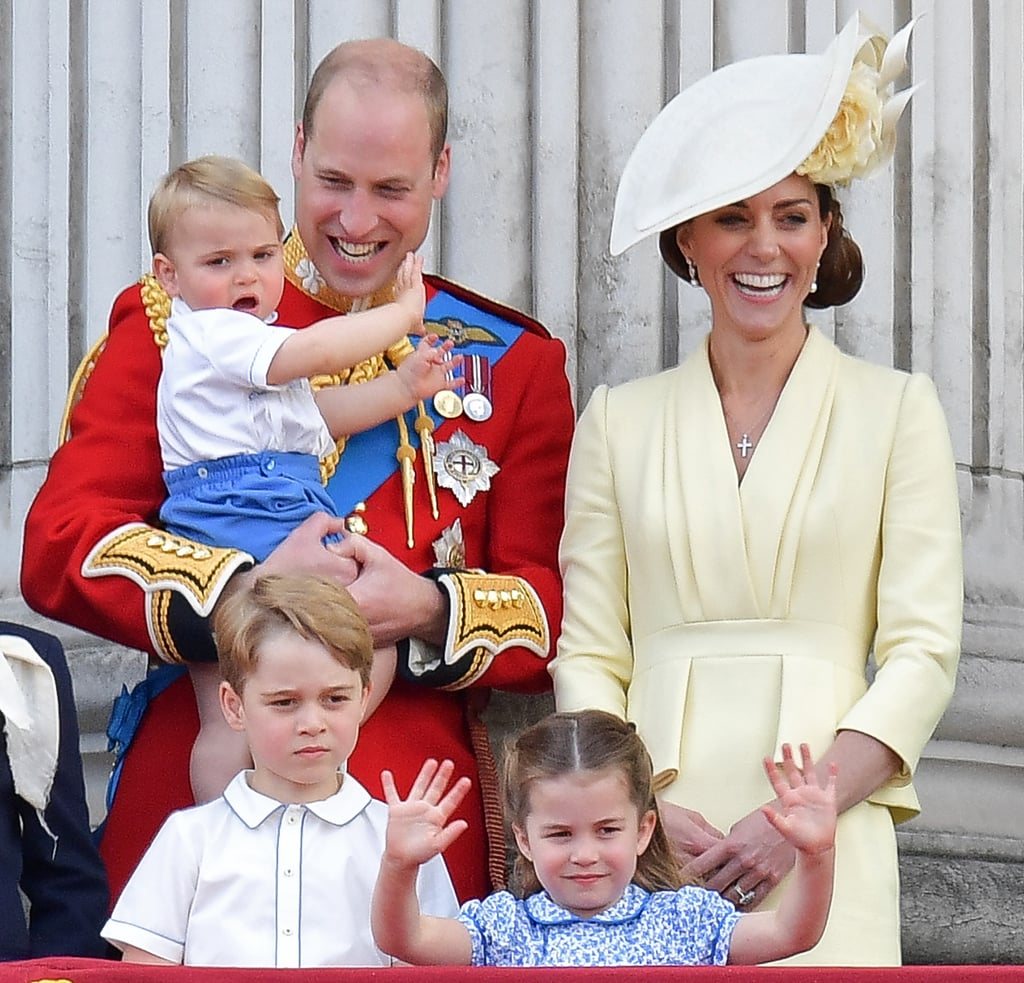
434, 389, 464, 419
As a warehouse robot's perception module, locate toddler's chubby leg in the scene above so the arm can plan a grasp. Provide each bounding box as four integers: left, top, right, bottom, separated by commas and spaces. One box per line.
363, 644, 398, 723
188, 662, 252, 803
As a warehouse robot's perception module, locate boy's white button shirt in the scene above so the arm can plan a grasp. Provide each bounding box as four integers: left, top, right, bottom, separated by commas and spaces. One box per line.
102, 770, 458, 967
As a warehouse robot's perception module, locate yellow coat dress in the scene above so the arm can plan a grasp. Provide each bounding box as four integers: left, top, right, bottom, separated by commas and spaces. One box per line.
552, 326, 962, 966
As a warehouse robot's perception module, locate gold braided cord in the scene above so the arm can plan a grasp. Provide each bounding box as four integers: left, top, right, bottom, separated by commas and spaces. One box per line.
140, 273, 171, 349
395, 411, 416, 547
58, 334, 107, 445
280, 228, 433, 537
60, 272, 170, 446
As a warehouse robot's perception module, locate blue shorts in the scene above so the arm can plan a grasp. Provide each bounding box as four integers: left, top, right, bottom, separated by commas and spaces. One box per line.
160, 451, 340, 562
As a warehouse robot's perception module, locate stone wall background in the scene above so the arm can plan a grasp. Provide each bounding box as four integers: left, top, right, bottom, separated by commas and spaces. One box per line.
1, 0, 1021, 963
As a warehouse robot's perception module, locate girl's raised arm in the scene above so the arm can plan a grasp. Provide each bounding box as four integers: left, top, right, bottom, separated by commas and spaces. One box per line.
727, 744, 837, 965
371, 758, 475, 966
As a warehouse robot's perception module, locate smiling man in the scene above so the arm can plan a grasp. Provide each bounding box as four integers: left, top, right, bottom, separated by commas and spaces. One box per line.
22, 37, 574, 908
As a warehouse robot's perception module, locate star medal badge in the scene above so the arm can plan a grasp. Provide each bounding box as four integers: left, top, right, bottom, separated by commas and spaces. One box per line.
433, 429, 500, 507
432, 518, 467, 568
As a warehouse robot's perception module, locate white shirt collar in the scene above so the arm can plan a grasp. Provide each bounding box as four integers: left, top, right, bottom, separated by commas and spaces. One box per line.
222, 770, 373, 830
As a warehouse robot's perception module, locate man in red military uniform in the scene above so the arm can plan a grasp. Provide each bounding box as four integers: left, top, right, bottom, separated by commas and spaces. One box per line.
20, 38, 572, 907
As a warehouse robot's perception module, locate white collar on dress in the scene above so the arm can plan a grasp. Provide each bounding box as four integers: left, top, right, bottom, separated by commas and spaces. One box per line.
523, 883, 649, 926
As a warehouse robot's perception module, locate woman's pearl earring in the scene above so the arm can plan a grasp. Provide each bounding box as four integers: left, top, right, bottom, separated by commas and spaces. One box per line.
686, 257, 700, 287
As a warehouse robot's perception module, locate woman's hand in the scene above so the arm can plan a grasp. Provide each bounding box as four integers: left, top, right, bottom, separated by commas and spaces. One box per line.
687, 743, 841, 910
686, 807, 794, 910
657, 799, 724, 867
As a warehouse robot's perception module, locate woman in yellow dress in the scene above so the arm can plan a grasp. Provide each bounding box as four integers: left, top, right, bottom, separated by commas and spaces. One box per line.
552, 14, 962, 966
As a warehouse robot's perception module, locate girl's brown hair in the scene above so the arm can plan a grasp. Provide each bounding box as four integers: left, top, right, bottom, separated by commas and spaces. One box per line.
501, 709, 684, 897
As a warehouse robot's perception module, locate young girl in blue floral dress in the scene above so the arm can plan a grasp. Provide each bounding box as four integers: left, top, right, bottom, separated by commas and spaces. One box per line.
371, 709, 837, 967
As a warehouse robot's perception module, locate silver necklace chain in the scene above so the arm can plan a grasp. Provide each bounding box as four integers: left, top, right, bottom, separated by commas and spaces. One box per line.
724, 398, 779, 459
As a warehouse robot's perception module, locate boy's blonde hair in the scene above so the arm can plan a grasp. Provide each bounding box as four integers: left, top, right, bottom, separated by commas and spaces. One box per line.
148, 154, 284, 256
213, 574, 373, 695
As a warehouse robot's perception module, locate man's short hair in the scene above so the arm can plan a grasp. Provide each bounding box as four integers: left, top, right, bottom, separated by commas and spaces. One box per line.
213, 574, 374, 694
301, 38, 448, 168
148, 154, 284, 256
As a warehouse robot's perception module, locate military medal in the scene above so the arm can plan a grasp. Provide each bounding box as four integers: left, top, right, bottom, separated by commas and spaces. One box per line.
462, 354, 493, 422
434, 389, 463, 419
433, 349, 463, 419
433, 430, 500, 507
344, 502, 369, 535
432, 518, 467, 568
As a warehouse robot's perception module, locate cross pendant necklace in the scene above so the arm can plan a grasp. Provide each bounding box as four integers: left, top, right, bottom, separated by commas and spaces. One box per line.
726, 396, 779, 462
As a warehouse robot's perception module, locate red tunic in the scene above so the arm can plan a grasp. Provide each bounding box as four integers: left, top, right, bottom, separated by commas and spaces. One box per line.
21, 254, 573, 905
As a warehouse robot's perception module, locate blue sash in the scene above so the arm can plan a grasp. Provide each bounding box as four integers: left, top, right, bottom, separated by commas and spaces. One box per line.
324, 286, 525, 513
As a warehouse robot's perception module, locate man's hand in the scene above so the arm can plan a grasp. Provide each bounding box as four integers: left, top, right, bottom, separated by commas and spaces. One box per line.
330, 532, 447, 648
256, 511, 358, 584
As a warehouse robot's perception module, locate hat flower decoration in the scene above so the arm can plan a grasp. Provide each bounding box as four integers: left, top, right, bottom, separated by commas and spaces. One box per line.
796, 17, 919, 187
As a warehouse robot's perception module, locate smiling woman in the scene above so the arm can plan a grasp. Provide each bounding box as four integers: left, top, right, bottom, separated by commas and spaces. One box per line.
552, 12, 963, 968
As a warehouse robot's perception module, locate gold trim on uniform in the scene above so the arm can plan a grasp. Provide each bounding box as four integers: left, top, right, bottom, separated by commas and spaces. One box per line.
81, 523, 253, 618
424, 316, 504, 348
148, 590, 186, 665
284, 229, 442, 545
435, 572, 549, 689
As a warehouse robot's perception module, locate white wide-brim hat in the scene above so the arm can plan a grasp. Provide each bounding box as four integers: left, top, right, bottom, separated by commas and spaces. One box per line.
610, 12, 916, 273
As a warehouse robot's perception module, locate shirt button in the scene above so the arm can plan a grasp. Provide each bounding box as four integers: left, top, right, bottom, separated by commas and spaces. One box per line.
287, 814, 297, 824
282, 927, 293, 937
266, 458, 276, 471
283, 867, 294, 877
197, 466, 208, 478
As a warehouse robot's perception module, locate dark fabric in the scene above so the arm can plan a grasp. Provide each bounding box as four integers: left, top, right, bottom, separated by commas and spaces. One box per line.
0, 623, 110, 960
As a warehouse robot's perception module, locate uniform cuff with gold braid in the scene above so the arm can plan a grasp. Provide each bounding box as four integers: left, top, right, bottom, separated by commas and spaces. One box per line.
82, 522, 254, 665
398, 569, 549, 690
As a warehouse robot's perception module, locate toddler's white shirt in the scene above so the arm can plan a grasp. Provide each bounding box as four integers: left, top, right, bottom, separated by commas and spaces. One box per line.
157, 298, 335, 471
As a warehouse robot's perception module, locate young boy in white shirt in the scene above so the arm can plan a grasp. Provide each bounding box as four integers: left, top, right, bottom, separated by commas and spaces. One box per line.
101, 573, 458, 967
